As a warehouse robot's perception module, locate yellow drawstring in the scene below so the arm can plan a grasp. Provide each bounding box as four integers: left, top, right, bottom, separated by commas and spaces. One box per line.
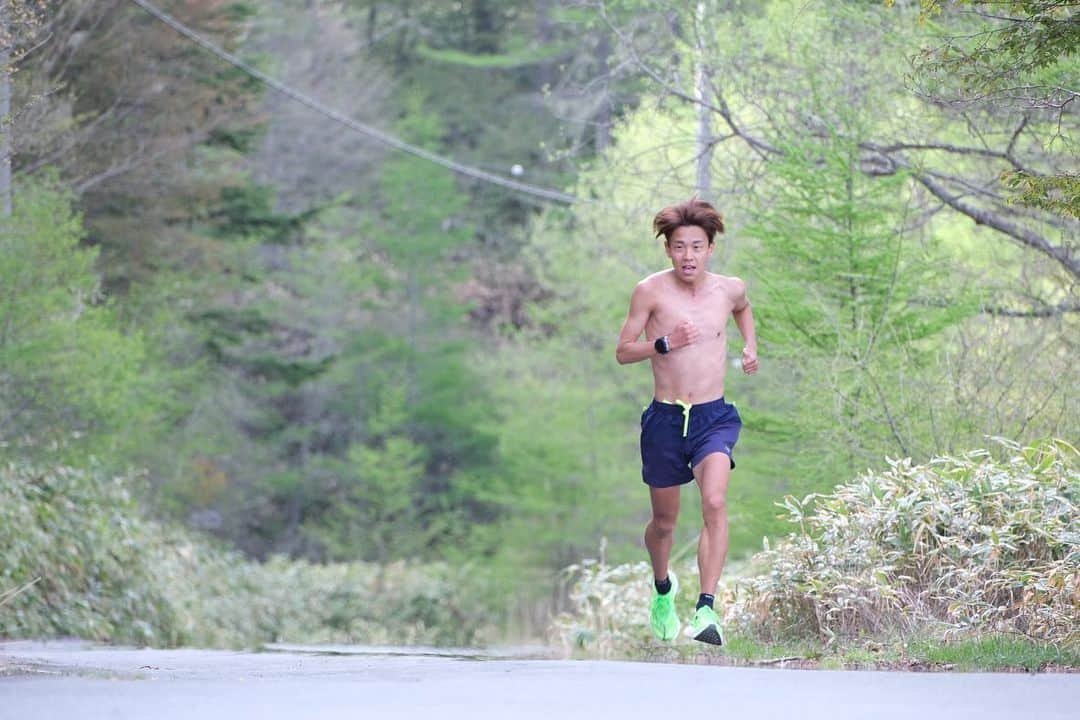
660, 399, 692, 437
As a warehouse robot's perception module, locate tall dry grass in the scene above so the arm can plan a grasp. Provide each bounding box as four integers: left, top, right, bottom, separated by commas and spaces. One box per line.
552, 440, 1079, 653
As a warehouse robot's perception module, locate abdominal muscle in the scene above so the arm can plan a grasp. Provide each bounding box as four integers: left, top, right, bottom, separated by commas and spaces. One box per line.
650, 332, 729, 404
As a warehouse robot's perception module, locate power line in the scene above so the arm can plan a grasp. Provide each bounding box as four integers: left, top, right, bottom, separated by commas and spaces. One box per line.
127, 0, 580, 206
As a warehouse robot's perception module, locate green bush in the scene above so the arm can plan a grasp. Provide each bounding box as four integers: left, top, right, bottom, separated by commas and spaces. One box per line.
551, 440, 1079, 654
0, 460, 503, 648
549, 557, 659, 656
730, 439, 1079, 645
0, 461, 183, 644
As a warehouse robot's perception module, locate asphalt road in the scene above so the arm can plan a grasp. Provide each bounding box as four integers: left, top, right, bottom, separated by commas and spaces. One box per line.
2, 640, 1077, 720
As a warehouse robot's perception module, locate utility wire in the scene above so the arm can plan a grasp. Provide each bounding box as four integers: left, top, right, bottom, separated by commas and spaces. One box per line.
127, 0, 580, 206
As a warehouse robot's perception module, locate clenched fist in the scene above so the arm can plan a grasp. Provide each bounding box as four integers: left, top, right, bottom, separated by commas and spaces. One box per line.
667, 320, 700, 350
741, 346, 759, 375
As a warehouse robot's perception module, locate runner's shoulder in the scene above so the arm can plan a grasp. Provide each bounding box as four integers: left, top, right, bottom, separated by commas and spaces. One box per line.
710, 273, 746, 296
635, 270, 674, 295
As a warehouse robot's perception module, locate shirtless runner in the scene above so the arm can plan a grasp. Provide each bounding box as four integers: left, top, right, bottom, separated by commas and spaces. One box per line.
615, 198, 758, 646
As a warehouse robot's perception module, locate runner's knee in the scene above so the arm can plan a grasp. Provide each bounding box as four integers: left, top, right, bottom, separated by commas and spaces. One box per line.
701, 493, 727, 521
650, 512, 677, 536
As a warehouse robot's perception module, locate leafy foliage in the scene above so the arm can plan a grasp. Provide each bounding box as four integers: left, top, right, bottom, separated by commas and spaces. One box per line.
0, 460, 186, 645
744, 117, 975, 479
0, 179, 156, 459
898, 1, 1080, 219
1002, 169, 1080, 221
551, 440, 1080, 655
13, 0, 264, 290
0, 460, 506, 647
729, 439, 1080, 645
905, 1, 1079, 99
307, 383, 438, 563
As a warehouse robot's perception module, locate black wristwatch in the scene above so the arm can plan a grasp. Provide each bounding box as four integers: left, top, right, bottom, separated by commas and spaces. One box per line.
654, 335, 671, 355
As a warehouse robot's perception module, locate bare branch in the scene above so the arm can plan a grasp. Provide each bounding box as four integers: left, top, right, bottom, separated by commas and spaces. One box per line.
865, 139, 1036, 175
16, 101, 125, 177
912, 171, 1080, 280
983, 303, 1080, 318
912, 297, 1080, 318
1006, 114, 1028, 157
596, 4, 716, 113
596, 1, 779, 159
593, 4, 1076, 281
709, 82, 780, 160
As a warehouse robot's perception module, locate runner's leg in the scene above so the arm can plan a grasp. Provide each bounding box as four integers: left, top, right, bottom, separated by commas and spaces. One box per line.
693, 452, 731, 595
645, 485, 681, 582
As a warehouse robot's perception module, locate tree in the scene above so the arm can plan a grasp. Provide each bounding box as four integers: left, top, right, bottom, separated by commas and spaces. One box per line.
595, 0, 1078, 312
308, 382, 437, 563
0, 178, 156, 461
898, 0, 1080, 222
13, 0, 263, 291
500, 0, 1077, 560
744, 120, 972, 477
2, 1, 47, 216
246, 0, 394, 215
148, 99, 507, 561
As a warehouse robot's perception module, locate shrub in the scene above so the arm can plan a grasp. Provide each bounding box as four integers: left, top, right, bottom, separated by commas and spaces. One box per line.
0, 461, 187, 644
551, 440, 1079, 653
0, 460, 502, 647
730, 439, 1079, 645
549, 558, 660, 656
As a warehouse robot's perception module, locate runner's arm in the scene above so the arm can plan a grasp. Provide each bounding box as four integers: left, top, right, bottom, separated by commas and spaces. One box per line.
731, 278, 759, 374
615, 284, 658, 364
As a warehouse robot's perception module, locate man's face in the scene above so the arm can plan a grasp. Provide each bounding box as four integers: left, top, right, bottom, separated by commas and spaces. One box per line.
665, 225, 713, 283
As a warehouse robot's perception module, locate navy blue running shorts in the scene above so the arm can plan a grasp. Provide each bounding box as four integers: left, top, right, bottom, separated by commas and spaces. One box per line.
639, 396, 742, 488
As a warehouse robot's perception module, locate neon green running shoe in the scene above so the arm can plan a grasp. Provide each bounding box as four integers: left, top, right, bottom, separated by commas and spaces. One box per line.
649, 572, 680, 641
688, 604, 724, 646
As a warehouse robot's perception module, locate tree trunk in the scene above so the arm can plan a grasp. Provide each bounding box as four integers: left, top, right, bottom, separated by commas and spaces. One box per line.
367, 2, 377, 46
693, 2, 713, 203
471, 0, 497, 54
1, 5, 11, 217
535, 0, 555, 89
594, 32, 612, 152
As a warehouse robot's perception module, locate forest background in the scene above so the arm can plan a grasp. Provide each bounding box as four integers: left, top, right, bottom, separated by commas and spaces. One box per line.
1, 0, 1076, 648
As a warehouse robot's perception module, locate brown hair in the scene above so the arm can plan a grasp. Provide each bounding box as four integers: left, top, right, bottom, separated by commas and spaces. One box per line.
652, 198, 725, 245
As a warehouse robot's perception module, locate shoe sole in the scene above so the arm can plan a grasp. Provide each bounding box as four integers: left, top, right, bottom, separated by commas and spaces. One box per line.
651, 620, 681, 642
692, 624, 724, 646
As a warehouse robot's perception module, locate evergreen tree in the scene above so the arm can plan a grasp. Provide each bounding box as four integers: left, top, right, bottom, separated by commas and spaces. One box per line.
0, 178, 156, 461
744, 120, 973, 482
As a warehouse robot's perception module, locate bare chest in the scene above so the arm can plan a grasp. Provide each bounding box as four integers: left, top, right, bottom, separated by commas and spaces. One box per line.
649, 289, 735, 338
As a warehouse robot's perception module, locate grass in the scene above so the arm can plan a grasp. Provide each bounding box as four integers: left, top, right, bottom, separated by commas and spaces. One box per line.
615, 633, 1079, 672
907, 636, 1080, 672
609, 634, 822, 668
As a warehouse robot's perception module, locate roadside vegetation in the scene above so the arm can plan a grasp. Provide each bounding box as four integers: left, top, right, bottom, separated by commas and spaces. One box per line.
0, 460, 513, 648
551, 440, 1080, 671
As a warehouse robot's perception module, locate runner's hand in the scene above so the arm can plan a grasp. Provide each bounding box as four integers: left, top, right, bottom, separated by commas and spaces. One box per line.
742, 347, 759, 374
667, 320, 700, 350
